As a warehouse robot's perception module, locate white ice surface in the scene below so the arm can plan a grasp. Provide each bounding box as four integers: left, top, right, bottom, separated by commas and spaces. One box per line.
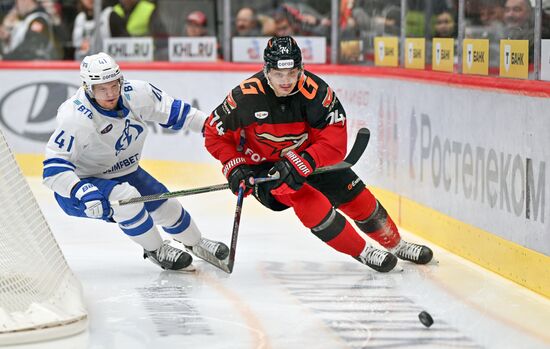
7, 178, 550, 349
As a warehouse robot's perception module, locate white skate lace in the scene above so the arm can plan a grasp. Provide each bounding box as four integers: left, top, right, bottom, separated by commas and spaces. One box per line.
396, 242, 423, 261
198, 238, 220, 255
360, 247, 388, 267
157, 243, 182, 263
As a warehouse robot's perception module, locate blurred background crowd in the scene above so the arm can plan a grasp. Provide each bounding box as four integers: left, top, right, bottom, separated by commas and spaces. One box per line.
0, 0, 548, 74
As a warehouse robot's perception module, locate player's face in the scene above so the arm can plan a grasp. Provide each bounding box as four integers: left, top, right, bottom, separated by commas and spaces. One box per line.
267, 67, 302, 97
92, 80, 121, 110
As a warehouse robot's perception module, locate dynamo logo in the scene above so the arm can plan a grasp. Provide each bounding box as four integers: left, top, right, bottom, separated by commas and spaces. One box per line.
115, 119, 144, 155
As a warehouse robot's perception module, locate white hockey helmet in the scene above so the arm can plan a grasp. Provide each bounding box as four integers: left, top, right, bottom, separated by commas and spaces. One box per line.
79, 52, 123, 97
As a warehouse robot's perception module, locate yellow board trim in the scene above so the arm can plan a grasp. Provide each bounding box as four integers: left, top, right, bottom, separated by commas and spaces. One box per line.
370, 187, 550, 299
20, 154, 550, 298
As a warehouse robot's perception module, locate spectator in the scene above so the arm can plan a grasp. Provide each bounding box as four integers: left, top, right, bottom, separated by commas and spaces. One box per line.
0, 7, 19, 53
495, 0, 533, 64
234, 7, 260, 36
258, 13, 275, 36
0, 0, 60, 60
503, 0, 533, 40
479, 0, 505, 25
112, 0, 165, 37
273, 8, 295, 37
72, 0, 128, 60
184, 10, 208, 37
280, 4, 330, 37
381, 5, 400, 36
434, 10, 456, 38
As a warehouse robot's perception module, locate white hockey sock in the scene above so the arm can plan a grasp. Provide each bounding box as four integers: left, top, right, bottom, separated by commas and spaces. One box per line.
129, 226, 163, 252
170, 218, 201, 246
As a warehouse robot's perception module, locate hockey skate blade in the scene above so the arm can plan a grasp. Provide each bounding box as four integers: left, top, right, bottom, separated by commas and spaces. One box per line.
430, 258, 440, 265
393, 264, 404, 272
176, 264, 196, 272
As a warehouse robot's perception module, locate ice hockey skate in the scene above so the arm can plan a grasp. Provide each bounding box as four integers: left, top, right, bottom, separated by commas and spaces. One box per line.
144, 240, 194, 271
187, 238, 230, 261
355, 244, 398, 272
391, 240, 433, 264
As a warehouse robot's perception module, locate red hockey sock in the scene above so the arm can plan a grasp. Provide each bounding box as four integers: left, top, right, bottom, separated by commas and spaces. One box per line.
324, 220, 366, 257
338, 188, 377, 220
339, 189, 401, 249
362, 214, 400, 249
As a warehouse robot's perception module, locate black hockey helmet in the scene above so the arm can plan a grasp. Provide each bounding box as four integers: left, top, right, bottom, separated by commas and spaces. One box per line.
263, 36, 302, 70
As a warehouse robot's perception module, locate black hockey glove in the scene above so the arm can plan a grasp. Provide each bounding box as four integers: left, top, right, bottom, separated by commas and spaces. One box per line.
223, 157, 254, 196
269, 151, 316, 196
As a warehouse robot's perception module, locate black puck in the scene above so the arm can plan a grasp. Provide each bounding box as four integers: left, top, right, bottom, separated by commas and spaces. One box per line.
418, 311, 434, 327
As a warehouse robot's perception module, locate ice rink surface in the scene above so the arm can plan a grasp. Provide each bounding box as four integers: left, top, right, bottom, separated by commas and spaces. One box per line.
12, 177, 550, 349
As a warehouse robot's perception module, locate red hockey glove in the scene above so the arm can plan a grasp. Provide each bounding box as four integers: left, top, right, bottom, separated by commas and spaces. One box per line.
269, 151, 316, 196
223, 157, 254, 196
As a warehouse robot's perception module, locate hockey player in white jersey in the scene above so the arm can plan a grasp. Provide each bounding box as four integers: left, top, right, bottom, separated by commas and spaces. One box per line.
43, 52, 228, 271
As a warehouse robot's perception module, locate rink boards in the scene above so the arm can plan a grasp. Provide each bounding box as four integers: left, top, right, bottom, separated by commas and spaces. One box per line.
1, 62, 548, 298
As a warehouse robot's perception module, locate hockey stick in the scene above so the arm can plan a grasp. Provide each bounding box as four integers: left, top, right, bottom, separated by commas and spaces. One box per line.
111, 127, 370, 207
187, 181, 245, 273
225, 181, 246, 273
190, 128, 371, 274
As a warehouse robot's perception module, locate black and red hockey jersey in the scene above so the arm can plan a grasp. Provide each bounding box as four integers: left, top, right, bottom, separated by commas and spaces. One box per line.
204, 70, 347, 168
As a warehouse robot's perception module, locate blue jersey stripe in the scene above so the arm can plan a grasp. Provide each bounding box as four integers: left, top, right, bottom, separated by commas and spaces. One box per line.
164, 99, 182, 128
43, 157, 76, 169
172, 103, 191, 131
43, 166, 74, 179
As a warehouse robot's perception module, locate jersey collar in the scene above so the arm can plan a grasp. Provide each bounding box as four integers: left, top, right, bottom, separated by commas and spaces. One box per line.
85, 93, 130, 119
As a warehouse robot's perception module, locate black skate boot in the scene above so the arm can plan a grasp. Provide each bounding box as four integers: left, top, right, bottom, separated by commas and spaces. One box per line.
188, 238, 229, 260
391, 240, 433, 264
354, 245, 398, 272
144, 240, 193, 270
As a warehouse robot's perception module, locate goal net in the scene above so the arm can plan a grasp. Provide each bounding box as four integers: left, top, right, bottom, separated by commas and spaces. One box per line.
0, 128, 87, 345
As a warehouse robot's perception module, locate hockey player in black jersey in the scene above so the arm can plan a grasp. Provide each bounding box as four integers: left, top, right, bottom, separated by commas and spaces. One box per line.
205, 36, 433, 272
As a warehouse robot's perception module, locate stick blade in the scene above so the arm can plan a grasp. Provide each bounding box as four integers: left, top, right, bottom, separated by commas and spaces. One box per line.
187, 244, 232, 273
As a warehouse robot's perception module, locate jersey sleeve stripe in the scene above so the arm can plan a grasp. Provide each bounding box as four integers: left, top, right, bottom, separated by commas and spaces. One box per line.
160, 99, 182, 128
43, 158, 76, 169
42, 166, 74, 179
160, 100, 191, 130
172, 102, 191, 130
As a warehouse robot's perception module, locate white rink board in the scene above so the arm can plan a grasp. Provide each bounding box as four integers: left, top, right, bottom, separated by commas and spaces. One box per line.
0, 67, 547, 256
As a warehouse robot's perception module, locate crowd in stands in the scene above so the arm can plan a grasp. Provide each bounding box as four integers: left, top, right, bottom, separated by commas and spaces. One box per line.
0, 0, 337, 61
0, 0, 549, 63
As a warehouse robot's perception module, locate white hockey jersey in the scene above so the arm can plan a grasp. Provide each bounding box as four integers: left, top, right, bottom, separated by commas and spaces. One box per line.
43, 79, 206, 198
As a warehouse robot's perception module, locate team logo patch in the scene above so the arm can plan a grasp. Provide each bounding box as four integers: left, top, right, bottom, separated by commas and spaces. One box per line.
254, 111, 269, 119
347, 177, 361, 190
256, 132, 308, 157
322, 87, 334, 108
101, 124, 113, 134
115, 119, 144, 155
